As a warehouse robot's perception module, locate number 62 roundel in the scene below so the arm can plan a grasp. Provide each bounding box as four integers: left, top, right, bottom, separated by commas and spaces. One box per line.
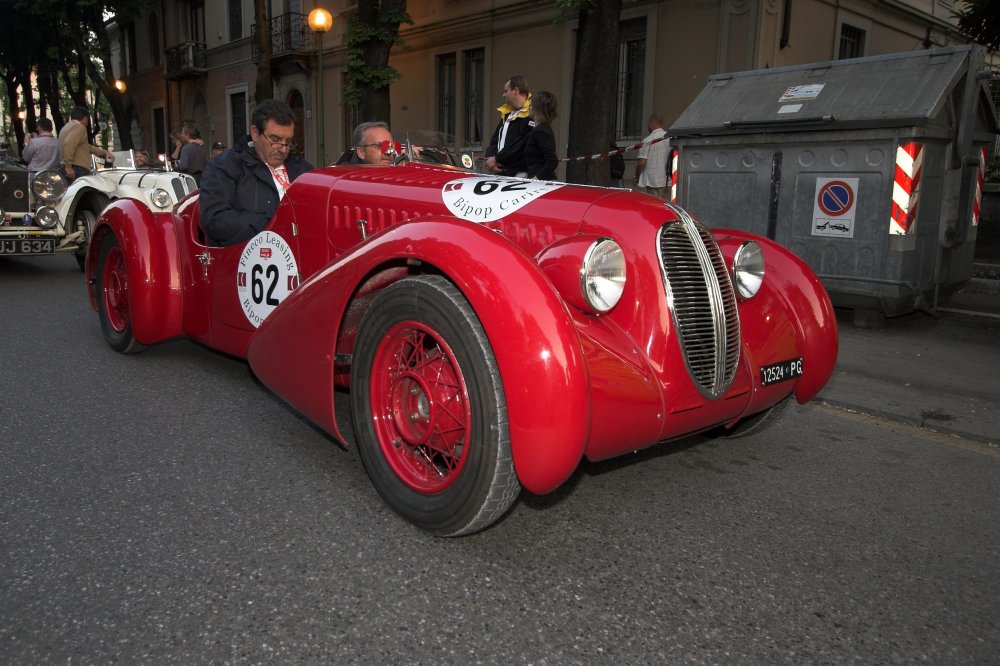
237, 231, 300, 327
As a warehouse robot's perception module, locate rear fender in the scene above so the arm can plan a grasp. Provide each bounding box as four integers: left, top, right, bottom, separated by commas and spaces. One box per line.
248, 216, 591, 494
86, 199, 183, 345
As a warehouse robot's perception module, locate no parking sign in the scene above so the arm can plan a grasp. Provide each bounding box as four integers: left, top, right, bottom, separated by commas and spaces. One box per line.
812, 177, 858, 238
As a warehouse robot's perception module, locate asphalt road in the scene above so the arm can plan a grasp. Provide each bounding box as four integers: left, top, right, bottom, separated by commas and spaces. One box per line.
2, 253, 999, 664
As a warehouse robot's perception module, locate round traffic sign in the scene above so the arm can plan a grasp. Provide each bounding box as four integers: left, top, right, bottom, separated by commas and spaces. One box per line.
817, 180, 854, 216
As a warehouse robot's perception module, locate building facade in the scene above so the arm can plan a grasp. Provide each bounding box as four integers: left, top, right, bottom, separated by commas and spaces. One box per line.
110, 0, 992, 177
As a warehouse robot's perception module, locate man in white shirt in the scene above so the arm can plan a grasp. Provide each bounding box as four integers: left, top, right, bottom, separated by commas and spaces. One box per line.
633, 114, 669, 199
22, 118, 61, 181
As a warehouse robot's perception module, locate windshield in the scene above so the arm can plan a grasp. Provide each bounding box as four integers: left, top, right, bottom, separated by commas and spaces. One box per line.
400, 130, 483, 172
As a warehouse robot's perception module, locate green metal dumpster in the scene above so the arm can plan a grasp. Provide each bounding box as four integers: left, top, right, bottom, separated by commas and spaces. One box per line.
670, 46, 998, 324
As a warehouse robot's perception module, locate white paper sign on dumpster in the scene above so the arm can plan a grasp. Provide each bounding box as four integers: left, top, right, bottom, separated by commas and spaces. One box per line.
812, 177, 859, 239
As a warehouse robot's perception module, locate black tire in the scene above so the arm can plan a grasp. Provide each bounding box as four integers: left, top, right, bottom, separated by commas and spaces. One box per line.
73, 197, 108, 271
350, 275, 520, 536
719, 396, 791, 438
96, 233, 147, 354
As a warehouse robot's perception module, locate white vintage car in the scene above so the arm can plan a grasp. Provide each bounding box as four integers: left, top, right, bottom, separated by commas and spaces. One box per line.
1, 150, 197, 269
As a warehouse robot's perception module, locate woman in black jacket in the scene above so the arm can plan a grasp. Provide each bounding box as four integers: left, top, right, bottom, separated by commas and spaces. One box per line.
524, 91, 559, 181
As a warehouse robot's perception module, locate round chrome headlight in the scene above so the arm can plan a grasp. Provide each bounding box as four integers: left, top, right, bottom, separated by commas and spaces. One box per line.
581, 238, 626, 312
733, 240, 765, 299
32, 170, 68, 203
149, 188, 172, 209
34, 206, 61, 229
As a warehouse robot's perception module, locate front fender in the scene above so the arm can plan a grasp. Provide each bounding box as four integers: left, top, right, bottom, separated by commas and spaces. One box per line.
248, 217, 591, 495
716, 230, 838, 405
86, 199, 183, 345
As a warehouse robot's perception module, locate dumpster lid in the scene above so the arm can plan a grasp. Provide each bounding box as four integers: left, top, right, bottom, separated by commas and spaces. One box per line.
671, 46, 998, 137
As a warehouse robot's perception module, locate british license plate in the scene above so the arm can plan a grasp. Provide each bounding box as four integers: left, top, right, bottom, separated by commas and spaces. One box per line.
0, 238, 55, 255
760, 357, 803, 387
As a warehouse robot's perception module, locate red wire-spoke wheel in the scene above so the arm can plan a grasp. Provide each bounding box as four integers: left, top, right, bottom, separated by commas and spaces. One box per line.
351, 276, 520, 536
97, 233, 146, 354
370, 322, 470, 493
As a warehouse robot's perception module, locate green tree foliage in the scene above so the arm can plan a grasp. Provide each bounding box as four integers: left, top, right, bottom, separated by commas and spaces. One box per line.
343, 0, 413, 125
953, 0, 1000, 52
3, 0, 152, 151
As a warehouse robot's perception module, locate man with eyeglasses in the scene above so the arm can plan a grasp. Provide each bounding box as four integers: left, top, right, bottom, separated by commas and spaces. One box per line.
336, 121, 397, 166
199, 99, 314, 246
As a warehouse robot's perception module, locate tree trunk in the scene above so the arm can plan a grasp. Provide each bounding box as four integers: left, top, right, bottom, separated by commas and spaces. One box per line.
254, 0, 273, 104
2, 71, 25, 152
565, 0, 622, 186
348, 0, 410, 125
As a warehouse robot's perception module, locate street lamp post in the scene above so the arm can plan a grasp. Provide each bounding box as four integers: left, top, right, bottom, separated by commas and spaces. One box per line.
308, 8, 333, 165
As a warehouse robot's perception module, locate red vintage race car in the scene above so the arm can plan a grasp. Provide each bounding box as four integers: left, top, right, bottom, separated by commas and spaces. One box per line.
86, 140, 837, 536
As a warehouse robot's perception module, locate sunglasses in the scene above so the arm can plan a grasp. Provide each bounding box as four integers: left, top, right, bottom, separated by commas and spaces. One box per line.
359, 140, 402, 156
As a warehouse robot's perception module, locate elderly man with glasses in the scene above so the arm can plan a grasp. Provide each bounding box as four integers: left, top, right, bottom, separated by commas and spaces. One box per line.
199, 99, 314, 246
336, 121, 399, 166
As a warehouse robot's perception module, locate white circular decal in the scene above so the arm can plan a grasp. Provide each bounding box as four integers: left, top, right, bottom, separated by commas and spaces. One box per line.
442, 176, 564, 223
237, 231, 299, 327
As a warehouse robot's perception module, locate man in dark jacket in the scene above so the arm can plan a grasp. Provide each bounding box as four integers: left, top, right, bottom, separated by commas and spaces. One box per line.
484, 75, 533, 177
199, 99, 313, 246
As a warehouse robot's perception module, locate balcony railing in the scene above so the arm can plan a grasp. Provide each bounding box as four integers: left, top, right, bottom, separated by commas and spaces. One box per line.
165, 41, 207, 80
251, 12, 316, 62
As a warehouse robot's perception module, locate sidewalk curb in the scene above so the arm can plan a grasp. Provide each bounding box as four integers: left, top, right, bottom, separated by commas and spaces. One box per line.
960, 276, 1000, 295
817, 398, 999, 447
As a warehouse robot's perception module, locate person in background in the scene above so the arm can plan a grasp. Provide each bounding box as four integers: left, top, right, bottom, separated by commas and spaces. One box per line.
211, 141, 225, 158
59, 105, 114, 180
22, 121, 38, 150
199, 99, 313, 246
169, 131, 183, 165
523, 90, 558, 181
177, 125, 207, 183
22, 117, 61, 181
341, 121, 396, 165
609, 141, 625, 188
484, 75, 533, 177
633, 113, 669, 199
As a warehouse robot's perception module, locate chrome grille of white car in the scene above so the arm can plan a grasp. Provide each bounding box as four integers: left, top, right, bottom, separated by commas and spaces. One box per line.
170, 176, 197, 201
657, 205, 741, 399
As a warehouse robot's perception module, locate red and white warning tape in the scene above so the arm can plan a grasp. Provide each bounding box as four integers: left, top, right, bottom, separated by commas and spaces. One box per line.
559, 135, 670, 162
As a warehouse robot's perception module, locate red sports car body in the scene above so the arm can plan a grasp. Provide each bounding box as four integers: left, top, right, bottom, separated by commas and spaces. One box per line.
87, 160, 838, 535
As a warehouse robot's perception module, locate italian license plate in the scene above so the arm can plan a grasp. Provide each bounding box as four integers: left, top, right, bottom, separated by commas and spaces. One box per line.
0, 238, 55, 255
760, 357, 803, 387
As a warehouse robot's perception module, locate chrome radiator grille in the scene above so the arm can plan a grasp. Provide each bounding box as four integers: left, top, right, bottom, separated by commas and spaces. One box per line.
657, 205, 741, 398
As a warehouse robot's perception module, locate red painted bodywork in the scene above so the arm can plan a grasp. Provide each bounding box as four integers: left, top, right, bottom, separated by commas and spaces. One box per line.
87, 163, 838, 494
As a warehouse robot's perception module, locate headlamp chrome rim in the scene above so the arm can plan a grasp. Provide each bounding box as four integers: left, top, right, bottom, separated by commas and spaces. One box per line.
732, 240, 765, 299
32, 169, 68, 203
149, 188, 172, 209
35, 206, 61, 229
580, 237, 626, 313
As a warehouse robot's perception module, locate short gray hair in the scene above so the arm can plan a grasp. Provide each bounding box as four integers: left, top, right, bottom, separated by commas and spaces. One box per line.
352, 121, 389, 148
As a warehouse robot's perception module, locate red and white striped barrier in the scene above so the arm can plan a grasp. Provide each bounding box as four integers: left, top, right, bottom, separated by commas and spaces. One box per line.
670, 149, 678, 203
890, 141, 923, 235
973, 145, 988, 227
